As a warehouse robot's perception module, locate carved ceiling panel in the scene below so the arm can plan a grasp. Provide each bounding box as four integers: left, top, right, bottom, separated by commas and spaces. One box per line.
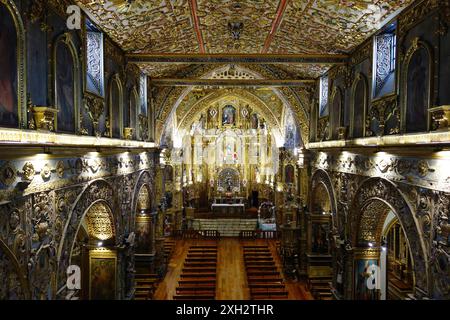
77, 0, 414, 55
268, 64, 332, 79
196, 0, 279, 53
137, 63, 194, 78
75, 0, 199, 52
269, 0, 414, 54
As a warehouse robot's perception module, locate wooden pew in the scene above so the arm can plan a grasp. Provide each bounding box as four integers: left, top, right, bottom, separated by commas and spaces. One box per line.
173, 294, 215, 300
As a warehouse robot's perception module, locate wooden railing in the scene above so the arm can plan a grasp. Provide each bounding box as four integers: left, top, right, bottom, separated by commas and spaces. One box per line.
172, 230, 221, 240
239, 230, 279, 240
200, 230, 221, 239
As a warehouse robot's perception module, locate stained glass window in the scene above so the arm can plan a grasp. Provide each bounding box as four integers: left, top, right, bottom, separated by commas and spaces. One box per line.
319, 76, 329, 117
86, 20, 104, 96
140, 74, 147, 115
373, 23, 396, 98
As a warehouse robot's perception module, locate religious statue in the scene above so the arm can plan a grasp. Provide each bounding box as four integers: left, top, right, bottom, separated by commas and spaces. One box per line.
225, 176, 233, 192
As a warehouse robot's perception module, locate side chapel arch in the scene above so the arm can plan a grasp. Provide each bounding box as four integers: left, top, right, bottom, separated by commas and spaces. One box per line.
56, 179, 115, 294
351, 177, 429, 296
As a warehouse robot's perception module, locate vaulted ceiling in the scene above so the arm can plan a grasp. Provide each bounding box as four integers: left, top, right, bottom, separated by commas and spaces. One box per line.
77, 0, 413, 55
77, 0, 414, 79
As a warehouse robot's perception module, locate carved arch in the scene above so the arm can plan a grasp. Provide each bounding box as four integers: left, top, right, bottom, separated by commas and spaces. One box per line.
155, 64, 310, 145
310, 169, 338, 229
351, 177, 429, 294
0, 238, 30, 299
131, 171, 155, 226
56, 179, 115, 291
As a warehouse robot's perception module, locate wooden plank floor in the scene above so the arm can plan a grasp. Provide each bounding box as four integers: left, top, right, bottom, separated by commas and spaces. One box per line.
154, 238, 313, 300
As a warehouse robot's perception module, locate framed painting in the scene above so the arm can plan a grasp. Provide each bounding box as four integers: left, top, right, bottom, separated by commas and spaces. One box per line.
89, 249, 116, 300
285, 164, 295, 184
0, 4, 18, 128
222, 105, 236, 126
109, 77, 122, 138
135, 215, 151, 254
55, 40, 76, 133
311, 222, 329, 254
405, 46, 430, 133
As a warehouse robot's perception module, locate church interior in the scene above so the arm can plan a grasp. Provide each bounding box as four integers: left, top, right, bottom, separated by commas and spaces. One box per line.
0, 0, 449, 301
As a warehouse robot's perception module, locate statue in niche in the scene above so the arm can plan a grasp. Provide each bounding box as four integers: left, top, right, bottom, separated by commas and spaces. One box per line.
225, 176, 233, 192
199, 113, 205, 129
260, 119, 267, 130
222, 105, 236, 126
251, 114, 259, 129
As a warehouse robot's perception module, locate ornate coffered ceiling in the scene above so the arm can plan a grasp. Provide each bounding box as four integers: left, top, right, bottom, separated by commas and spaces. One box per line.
269, 0, 414, 54
76, 0, 199, 52
77, 0, 413, 55
76, 0, 414, 79
137, 63, 195, 79
196, 0, 279, 53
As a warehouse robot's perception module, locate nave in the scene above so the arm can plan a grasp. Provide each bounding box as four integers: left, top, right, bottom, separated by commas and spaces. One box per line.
152, 239, 313, 301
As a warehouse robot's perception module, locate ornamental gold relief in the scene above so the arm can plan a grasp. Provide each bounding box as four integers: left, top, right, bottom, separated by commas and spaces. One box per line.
0, 162, 16, 186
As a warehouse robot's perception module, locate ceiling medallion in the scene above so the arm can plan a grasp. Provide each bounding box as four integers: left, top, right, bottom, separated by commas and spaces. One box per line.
228, 21, 244, 41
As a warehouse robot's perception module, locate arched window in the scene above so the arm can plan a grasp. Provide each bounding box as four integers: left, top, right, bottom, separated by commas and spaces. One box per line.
86, 20, 104, 97
403, 41, 432, 133
319, 76, 329, 118
0, 2, 25, 128
54, 34, 79, 133
373, 22, 397, 99
351, 74, 368, 138
108, 75, 123, 139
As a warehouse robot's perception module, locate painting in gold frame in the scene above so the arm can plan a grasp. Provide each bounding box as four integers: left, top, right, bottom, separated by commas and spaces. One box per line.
89, 249, 117, 300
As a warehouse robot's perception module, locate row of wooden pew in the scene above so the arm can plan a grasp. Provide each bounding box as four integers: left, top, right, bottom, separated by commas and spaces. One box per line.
243, 244, 288, 300
173, 243, 218, 300
134, 239, 176, 300
307, 276, 333, 300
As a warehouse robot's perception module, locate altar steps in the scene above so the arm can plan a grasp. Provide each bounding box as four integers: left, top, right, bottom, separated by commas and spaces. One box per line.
192, 219, 257, 237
